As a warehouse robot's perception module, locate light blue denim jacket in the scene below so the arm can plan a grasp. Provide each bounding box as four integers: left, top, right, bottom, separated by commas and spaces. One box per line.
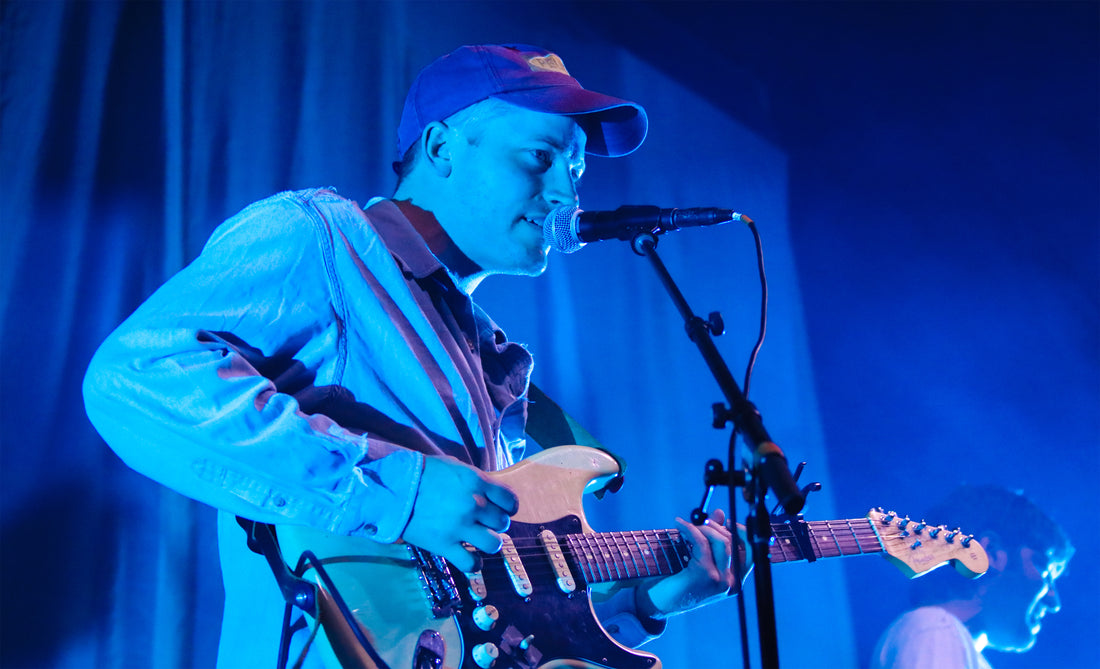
83, 189, 658, 667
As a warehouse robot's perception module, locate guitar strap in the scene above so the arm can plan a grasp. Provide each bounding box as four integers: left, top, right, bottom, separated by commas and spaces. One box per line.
235, 517, 390, 669
524, 382, 626, 499
234, 517, 325, 669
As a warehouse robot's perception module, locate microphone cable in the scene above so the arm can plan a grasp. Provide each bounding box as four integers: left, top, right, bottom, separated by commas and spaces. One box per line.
740, 214, 767, 400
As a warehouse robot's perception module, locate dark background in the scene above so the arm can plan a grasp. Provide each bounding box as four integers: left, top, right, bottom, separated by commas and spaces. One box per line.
599, 2, 1099, 667
2, 1, 1096, 667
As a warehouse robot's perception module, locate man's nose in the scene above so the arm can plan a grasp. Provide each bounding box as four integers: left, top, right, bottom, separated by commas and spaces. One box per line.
543, 162, 579, 208
1042, 581, 1062, 613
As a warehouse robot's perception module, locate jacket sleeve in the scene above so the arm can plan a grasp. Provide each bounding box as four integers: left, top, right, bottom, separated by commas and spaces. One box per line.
83, 191, 422, 543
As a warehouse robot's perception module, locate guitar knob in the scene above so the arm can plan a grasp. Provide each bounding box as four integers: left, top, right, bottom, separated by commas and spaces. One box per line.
472, 642, 499, 668
472, 604, 500, 631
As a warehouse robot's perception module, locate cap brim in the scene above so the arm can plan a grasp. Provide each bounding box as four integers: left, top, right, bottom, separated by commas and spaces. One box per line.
492, 86, 648, 157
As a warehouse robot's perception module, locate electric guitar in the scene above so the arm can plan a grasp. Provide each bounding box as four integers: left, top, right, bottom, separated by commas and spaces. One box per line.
277, 445, 989, 669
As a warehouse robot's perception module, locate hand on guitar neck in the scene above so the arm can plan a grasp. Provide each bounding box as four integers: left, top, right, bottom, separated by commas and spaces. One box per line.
634, 508, 743, 621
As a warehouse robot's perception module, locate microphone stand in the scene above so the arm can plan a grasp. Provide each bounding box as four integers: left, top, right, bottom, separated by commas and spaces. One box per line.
629, 231, 805, 669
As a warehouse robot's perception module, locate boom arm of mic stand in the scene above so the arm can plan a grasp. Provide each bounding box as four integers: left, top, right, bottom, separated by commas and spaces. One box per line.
631, 232, 804, 669
630, 233, 804, 514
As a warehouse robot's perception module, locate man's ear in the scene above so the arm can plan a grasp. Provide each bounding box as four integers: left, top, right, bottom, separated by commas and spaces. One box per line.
980, 531, 1010, 574
421, 121, 454, 177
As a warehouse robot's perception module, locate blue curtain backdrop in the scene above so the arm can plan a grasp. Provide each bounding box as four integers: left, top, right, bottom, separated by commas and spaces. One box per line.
2, 2, 1096, 669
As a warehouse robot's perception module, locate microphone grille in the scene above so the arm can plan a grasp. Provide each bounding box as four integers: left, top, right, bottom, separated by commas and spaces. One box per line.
543, 206, 585, 254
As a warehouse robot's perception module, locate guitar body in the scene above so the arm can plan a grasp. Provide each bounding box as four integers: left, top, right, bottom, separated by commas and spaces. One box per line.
277, 445, 660, 669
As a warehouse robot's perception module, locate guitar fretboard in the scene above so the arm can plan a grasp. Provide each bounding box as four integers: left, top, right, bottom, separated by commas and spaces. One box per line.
564, 530, 691, 584
562, 518, 885, 584
769, 518, 885, 563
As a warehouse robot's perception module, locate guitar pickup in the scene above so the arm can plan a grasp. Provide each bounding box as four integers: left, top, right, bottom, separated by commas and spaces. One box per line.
501, 534, 533, 597
538, 529, 576, 593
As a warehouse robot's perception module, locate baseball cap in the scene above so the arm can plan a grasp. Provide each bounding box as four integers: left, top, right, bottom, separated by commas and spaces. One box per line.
396, 44, 648, 160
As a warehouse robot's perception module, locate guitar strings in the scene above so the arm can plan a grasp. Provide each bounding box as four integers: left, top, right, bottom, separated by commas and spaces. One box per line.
419, 518, 967, 586
468, 520, 888, 576
477, 521, 887, 560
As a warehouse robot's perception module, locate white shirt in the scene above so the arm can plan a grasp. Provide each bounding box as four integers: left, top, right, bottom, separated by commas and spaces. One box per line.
872, 606, 992, 669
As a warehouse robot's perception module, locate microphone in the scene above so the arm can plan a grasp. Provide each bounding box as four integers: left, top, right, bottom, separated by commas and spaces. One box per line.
543, 205, 751, 253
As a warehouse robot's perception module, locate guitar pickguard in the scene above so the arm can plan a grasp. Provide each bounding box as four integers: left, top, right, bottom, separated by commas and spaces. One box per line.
276, 445, 659, 669
451, 514, 657, 669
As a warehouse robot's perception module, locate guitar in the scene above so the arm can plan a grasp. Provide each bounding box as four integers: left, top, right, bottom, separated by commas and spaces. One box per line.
277, 445, 989, 669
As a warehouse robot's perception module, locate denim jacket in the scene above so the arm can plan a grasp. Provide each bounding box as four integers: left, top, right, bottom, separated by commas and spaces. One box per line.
85, 188, 532, 539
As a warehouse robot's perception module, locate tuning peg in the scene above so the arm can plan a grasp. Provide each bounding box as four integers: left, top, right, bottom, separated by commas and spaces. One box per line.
897, 517, 911, 529
929, 526, 942, 539
882, 511, 896, 524
945, 529, 960, 543
909, 539, 923, 550
961, 534, 975, 547
913, 521, 927, 534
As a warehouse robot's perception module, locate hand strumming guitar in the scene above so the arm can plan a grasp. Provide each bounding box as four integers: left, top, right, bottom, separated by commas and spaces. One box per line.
401, 454, 520, 573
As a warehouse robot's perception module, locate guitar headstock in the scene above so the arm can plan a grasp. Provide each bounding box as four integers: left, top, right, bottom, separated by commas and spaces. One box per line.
868, 508, 989, 579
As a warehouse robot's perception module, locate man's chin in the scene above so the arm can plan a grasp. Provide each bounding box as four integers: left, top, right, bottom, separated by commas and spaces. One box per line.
519, 260, 549, 277
517, 248, 550, 276
991, 631, 1039, 654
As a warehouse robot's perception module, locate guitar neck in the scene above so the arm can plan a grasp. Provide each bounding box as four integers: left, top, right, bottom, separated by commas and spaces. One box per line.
768, 517, 885, 564
563, 518, 885, 584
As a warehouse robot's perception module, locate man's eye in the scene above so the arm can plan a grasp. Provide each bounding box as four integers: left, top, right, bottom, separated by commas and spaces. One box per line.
531, 149, 553, 168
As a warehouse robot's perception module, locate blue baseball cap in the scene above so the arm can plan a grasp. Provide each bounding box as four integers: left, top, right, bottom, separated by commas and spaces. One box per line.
396, 44, 648, 160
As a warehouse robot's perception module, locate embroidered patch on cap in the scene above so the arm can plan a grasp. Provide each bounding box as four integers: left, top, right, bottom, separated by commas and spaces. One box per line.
526, 53, 570, 76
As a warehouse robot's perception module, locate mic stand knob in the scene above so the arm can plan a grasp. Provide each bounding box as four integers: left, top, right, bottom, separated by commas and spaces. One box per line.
691, 458, 747, 526
707, 311, 725, 336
